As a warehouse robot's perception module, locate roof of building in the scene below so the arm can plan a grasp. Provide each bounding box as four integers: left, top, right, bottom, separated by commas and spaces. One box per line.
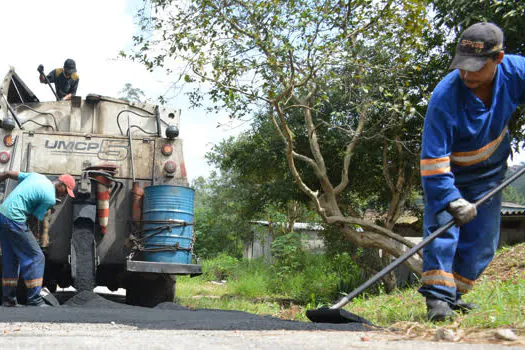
250, 220, 325, 231
501, 202, 525, 216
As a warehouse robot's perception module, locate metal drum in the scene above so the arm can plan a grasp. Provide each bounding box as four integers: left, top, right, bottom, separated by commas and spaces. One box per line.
142, 185, 195, 264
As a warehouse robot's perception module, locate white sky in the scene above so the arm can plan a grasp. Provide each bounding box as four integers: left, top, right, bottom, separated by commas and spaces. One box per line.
0, 0, 246, 183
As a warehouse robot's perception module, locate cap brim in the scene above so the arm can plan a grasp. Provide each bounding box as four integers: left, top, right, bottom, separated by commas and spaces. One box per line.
449, 54, 488, 72
67, 187, 75, 198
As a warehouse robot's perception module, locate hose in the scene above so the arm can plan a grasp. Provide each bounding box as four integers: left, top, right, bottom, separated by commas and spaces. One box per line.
15, 104, 59, 131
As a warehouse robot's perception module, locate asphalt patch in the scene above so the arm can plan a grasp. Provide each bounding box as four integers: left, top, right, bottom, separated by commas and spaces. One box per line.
0, 291, 374, 331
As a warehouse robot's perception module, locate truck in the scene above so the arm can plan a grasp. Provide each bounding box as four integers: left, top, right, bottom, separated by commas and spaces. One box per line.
0, 66, 201, 306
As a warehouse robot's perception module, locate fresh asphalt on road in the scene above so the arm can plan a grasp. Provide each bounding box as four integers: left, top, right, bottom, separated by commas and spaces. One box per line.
0, 291, 371, 331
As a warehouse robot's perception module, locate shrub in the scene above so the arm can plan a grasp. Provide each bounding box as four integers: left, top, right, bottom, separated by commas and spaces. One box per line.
269, 252, 365, 304
271, 232, 305, 279
201, 253, 240, 281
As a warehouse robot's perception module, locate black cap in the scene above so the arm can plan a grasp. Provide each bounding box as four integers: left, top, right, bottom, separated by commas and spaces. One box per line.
449, 22, 504, 72
63, 58, 77, 75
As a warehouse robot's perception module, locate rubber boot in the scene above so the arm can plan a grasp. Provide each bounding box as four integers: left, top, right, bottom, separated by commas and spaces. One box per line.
2, 298, 24, 307
450, 297, 479, 313
426, 297, 456, 322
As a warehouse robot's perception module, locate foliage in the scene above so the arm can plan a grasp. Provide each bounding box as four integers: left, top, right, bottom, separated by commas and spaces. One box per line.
200, 253, 240, 281
118, 83, 146, 103
503, 164, 525, 205
206, 113, 309, 211
192, 173, 254, 258
270, 233, 304, 279
192, 251, 366, 305
226, 261, 272, 298
130, 0, 432, 219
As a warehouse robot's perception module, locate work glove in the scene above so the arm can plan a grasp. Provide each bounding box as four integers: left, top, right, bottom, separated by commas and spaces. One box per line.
447, 198, 477, 226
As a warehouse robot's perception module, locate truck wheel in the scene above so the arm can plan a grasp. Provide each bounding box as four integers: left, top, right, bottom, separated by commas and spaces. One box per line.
71, 226, 96, 291
125, 273, 175, 307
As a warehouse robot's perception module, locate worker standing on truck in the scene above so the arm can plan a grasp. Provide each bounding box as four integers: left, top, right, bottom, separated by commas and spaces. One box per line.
0, 172, 76, 306
419, 22, 525, 321
39, 58, 79, 101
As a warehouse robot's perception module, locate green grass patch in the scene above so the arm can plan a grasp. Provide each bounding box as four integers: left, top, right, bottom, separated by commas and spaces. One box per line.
175, 246, 525, 331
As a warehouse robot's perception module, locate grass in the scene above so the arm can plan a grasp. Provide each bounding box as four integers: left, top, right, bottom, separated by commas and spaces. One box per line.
174, 244, 525, 343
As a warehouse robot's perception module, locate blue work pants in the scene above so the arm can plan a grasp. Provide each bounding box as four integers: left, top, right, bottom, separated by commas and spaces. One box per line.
418, 182, 502, 303
0, 212, 45, 306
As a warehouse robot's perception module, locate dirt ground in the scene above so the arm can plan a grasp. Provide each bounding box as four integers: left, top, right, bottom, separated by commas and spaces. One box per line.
389, 243, 525, 346
483, 243, 525, 282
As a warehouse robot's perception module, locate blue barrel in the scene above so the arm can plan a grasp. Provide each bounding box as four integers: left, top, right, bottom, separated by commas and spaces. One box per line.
142, 185, 195, 264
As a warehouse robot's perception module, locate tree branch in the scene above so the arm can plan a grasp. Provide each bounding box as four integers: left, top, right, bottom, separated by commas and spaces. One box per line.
334, 103, 367, 195
272, 101, 327, 219
326, 215, 419, 253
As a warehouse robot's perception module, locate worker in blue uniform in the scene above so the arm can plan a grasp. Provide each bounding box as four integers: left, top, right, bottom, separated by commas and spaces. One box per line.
419, 22, 525, 321
0, 172, 76, 306
39, 59, 79, 101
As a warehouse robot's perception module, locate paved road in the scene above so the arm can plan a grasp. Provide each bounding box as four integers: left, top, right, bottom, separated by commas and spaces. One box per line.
0, 291, 522, 349
1, 325, 523, 350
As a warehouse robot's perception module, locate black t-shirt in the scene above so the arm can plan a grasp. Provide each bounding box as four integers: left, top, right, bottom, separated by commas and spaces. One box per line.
46, 68, 79, 99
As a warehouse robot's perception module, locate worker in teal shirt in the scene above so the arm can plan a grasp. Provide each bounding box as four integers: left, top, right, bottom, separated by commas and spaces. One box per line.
0, 172, 75, 306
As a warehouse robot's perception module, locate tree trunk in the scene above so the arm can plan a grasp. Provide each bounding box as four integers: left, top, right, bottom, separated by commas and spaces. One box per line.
331, 219, 423, 273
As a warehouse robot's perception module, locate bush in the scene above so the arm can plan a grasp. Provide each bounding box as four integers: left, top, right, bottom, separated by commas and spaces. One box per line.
201, 253, 240, 281
271, 232, 305, 279
196, 250, 367, 305
269, 252, 365, 305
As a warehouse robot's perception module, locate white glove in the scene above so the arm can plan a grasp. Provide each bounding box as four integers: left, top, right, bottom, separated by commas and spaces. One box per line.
447, 198, 477, 226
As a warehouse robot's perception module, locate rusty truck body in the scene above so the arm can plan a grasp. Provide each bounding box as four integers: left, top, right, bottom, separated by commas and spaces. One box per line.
0, 66, 201, 306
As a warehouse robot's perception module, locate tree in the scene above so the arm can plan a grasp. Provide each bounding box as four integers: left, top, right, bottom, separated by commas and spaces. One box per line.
192, 165, 321, 258
119, 83, 146, 103
192, 173, 251, 258
132, 0, 432, 273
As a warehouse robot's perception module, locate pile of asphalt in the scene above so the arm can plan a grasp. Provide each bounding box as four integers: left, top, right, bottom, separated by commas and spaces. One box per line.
62, 291, 134, 309
0, 291, 372, 331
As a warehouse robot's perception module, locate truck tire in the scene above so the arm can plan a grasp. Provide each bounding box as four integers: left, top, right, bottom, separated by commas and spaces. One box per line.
71, 226, 96, 291
125, 273, 175, 307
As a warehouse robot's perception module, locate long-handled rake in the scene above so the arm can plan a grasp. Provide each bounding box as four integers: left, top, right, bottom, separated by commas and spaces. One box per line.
307, 166, 525, 324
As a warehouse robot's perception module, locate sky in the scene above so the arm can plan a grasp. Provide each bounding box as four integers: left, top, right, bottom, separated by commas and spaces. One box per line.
0, 0, 246, 183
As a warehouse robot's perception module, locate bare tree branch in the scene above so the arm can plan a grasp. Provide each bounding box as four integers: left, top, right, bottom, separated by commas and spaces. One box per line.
334, 104, 367, 195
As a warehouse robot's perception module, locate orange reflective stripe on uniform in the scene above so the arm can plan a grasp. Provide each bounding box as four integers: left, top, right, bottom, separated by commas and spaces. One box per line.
453, 272, 475, 293
2, 278, 18, 287
24, 278, 43, 289
451, 127, 507, 166
420, 157, 451, 177
421, 270, 456, 288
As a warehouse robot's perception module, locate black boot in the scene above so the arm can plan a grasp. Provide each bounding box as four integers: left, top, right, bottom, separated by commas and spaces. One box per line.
2, 298, 24, 307
426, 297, 456, 322
450, 297, 479, 313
